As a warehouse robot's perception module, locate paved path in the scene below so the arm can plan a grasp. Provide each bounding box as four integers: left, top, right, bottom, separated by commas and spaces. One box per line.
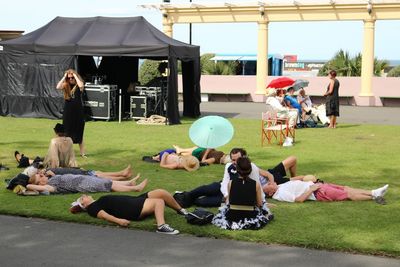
196, 102, 400, 125
1, 215, 398, 267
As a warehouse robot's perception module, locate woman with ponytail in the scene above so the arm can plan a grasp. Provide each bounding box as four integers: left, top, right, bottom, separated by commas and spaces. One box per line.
212, 157, 273, 230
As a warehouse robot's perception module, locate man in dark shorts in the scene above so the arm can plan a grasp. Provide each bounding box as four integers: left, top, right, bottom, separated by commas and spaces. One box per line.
258, 156, 301, 191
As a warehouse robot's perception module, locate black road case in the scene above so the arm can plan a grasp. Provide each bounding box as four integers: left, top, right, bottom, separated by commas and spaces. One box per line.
83, 84, 117, 120
130, 96, 149, 119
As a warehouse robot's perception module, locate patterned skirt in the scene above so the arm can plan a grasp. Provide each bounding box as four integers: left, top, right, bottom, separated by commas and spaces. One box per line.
212, 202, 273, 230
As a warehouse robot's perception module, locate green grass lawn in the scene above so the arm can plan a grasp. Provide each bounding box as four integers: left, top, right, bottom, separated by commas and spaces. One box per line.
0, 116, 399, 257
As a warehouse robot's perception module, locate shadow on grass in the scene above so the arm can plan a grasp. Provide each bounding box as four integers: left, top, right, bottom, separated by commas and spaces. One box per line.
197, 111, 240, 118
336, 124, 361, 129
0, 140, 47, 149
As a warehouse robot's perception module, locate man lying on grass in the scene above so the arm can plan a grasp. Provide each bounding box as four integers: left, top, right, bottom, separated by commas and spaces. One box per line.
263, 176, 389, 204
70, 189, 188, 235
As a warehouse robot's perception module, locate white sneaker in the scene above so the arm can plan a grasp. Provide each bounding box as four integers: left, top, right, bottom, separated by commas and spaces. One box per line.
156, 224, 179, 235
372, 184, 389, 199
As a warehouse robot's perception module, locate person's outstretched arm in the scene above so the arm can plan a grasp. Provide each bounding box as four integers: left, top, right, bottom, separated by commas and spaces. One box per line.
97, 210, 130, 226
26, 184, 55, 193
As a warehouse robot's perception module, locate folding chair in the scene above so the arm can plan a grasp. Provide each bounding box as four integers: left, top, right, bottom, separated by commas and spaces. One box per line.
261, 111, 288, 146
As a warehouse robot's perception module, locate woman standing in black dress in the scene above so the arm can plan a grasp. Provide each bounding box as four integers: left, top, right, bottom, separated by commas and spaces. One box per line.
324, 70, 340, 128
56, 69, 86, 157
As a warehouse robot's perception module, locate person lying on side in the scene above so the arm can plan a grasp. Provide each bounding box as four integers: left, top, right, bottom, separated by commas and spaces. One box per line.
172, 145, 231, 166
71, 189, 189, 234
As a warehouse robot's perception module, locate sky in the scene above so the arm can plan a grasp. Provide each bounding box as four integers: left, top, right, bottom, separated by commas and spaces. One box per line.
1, 0, 400, 61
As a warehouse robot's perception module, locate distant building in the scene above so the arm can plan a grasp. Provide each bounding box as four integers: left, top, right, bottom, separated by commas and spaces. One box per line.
210, 53, 283, 76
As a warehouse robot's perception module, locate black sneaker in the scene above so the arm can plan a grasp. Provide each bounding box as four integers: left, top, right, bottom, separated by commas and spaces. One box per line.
374, 196, 387, 205
156, 224, 179, 235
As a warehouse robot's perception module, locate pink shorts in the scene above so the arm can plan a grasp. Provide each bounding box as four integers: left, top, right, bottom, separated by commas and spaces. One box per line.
314, 183, 349, 201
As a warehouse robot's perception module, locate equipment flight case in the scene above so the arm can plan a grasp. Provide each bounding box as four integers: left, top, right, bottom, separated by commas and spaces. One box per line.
83, 84, 117, 120
130, 96, 150, 119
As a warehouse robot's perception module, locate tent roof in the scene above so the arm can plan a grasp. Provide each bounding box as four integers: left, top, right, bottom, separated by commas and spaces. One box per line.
0, 16, 199, 58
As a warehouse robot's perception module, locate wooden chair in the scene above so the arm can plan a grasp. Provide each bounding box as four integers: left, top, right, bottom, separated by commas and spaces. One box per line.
263, 104, 297, 146
261, 111, 288, 146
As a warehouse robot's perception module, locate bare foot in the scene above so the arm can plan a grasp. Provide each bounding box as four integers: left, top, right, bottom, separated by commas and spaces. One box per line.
135, 178, 148, 192
122, 164, 132, 178
129, 173, 141, 185
173, 145, 181, 154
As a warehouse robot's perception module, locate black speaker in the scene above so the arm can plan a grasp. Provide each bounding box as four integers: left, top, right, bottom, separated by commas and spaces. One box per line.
83, 84, 117, 120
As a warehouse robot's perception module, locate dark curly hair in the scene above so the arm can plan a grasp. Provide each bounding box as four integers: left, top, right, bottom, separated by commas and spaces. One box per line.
236, 157, 252, 180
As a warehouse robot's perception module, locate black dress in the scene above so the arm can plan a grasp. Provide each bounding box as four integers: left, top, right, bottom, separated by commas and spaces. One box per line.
325, 78, 340, 117
87, 195, 147, 221
62, 87, 85, 144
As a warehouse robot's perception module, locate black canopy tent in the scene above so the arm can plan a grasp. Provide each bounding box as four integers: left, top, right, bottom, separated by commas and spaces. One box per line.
0, 16, 201, 124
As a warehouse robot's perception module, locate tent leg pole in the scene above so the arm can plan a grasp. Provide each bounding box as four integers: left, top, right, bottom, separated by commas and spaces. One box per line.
119, 89, 122, 123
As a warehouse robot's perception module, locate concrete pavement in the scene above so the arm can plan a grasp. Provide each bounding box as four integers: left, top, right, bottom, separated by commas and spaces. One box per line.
196, 102, 400, 125
1, 215, 399, 267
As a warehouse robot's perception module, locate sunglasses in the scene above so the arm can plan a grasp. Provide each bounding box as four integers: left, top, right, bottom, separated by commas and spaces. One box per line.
67, 77, 75, 80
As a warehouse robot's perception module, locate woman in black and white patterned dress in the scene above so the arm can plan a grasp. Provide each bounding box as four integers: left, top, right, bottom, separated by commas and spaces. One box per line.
212, 157, 273, 230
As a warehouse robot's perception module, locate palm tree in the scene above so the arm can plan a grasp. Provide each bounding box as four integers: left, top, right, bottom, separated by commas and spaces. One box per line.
318, 50, 389, 77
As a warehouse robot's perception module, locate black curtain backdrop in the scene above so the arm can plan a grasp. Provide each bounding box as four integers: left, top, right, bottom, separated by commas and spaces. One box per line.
0, 16, 201, 124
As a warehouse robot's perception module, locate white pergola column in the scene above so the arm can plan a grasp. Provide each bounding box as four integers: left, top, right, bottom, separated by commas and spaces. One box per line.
163, 21, 173, 37
360, 19, 375, 98
256, 21, 269, 94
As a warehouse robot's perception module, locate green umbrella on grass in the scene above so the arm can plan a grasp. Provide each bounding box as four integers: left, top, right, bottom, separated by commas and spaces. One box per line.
189, 116, 234, 148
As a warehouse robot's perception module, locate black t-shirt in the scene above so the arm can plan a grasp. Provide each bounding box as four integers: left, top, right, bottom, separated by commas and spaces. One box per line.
87, 195, 147, 221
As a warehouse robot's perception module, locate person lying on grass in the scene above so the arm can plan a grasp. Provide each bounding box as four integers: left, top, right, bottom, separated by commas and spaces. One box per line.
25, 164, 134, 181
70, 189, 189, 235
172, 145, 231, 166
151, 149, 200, 172
262, 176, 389, 204
27, 172, 148, 194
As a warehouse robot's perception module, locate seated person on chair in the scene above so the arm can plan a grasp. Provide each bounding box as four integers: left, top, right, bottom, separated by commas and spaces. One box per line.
284, 87, 302, 117
265, 88, 298, 127
297, 88, 330, 126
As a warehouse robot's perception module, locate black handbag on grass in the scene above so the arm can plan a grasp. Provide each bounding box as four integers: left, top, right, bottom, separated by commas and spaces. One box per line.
186, 208, 214, 225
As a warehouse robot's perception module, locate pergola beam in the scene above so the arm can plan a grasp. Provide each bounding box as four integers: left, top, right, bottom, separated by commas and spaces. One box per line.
158, 2, 400, 23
